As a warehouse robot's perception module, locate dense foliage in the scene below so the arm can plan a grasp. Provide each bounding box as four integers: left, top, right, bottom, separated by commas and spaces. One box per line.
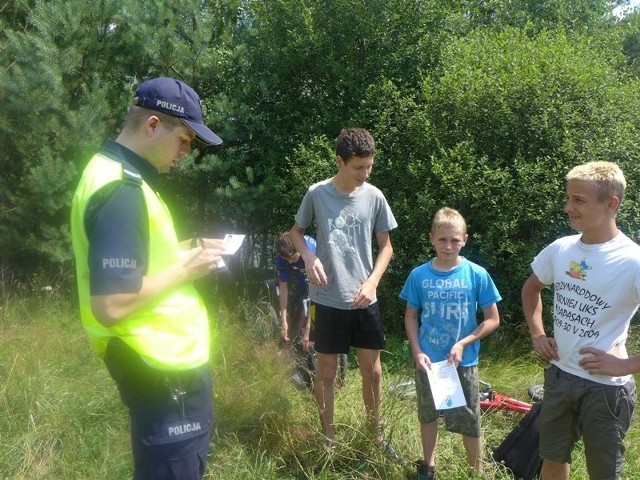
2, 0, 640, 331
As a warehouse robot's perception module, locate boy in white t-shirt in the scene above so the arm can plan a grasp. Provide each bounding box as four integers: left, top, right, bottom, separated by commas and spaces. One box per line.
522, 161, 640, 480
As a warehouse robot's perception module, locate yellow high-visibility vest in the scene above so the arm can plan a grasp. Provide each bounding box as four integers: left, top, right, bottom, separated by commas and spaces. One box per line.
71, 153, 209, 370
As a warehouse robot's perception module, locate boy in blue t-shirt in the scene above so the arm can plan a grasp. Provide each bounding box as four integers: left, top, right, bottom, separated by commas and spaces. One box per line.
399, 207, 501, 479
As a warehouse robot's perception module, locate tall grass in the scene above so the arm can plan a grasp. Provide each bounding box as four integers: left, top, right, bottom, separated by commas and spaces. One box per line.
1, 290, 639, 479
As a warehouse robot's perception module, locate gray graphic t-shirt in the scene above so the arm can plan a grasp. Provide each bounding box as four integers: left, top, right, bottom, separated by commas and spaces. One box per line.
295, 179, 397, 309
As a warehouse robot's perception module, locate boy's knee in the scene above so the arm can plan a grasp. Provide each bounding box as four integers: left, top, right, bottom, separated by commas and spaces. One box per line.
316, 362, 338, 381
360, 365, 382, 383
318, 371, 337, 383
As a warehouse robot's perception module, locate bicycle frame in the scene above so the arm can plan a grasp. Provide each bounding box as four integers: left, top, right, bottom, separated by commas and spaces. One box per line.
479, 380, 533, 413
480, 391, 533, 414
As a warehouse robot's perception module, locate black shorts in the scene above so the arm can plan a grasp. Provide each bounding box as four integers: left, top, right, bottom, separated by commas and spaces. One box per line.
104, 338, 213, 480
312, 302, 386, 354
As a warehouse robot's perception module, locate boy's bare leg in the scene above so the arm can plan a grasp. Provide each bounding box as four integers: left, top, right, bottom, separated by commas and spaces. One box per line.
462, 435, 482, 471
315, 352, 338, 440
541, 460, 569, 480
356, 348, 383, 441
421, 421, 438, 466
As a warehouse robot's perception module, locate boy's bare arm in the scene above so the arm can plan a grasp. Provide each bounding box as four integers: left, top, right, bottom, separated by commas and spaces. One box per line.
370, 231, 393, 285
404, 305, 430, 371
290, 223, 327, 286
91, 239, 224, 326
289, 223, 309, 256
459, 304, 500, 346
449, 303, 499, 365
352, 231, 393, 308
522, 273, 559, 361
579, 347, 640, 376
278, 280, 290, 341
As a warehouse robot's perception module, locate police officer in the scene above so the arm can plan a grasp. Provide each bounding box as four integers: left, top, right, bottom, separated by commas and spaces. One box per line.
71, 77, 224, 479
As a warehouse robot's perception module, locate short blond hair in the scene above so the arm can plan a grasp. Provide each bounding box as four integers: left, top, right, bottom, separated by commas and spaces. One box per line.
431, 207, 467, 234
566, 161, 626, 205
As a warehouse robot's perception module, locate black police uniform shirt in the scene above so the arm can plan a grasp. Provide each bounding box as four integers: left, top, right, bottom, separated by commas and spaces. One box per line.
85, 139, 158, 296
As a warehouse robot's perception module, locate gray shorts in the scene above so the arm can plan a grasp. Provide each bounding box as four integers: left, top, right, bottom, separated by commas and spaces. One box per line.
540, 364, 636, 479
415, 365, 481, 438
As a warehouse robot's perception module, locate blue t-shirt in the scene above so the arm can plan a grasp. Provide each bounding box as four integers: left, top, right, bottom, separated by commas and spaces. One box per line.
275, 236, 316, 293
399, 258, 501, 366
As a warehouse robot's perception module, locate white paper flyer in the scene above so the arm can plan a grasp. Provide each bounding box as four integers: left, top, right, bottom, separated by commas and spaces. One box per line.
221, 234, 245, 255
425, 360, 467, 410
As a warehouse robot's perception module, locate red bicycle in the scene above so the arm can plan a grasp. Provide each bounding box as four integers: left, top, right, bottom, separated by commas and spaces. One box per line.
479, 380, 534, 413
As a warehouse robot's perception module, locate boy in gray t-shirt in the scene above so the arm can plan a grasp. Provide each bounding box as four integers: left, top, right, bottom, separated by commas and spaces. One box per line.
290, 128, 398, 456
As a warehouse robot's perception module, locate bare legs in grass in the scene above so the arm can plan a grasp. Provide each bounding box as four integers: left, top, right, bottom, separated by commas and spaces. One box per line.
420, 420, 482, 473
314, 348, 382, 442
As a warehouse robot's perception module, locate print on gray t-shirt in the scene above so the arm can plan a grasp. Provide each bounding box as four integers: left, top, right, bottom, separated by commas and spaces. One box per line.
295, 179, 397, 310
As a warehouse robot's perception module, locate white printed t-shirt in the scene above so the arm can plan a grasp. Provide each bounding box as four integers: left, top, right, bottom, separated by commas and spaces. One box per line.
531, 231, 640, 386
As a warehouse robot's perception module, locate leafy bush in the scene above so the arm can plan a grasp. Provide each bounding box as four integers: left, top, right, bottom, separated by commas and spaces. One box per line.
351, 28, 640, 330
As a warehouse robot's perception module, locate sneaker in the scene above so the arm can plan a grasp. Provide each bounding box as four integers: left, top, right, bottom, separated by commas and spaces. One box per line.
415, 460, 436, 480
377, 438, 404, 464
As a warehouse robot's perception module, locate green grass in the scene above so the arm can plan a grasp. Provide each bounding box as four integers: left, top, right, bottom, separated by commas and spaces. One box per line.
1, 292, 639, 479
